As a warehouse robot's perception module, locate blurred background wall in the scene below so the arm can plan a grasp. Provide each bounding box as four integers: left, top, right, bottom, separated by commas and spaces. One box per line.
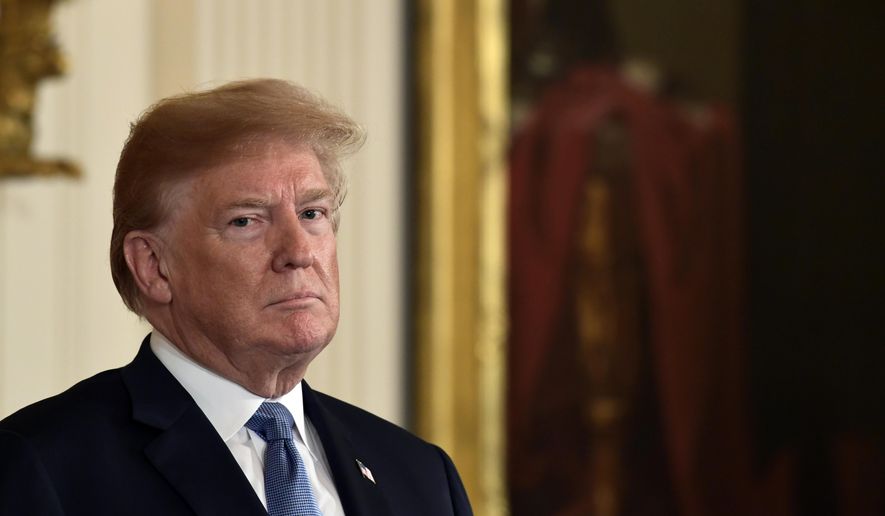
0, 0, 407, 426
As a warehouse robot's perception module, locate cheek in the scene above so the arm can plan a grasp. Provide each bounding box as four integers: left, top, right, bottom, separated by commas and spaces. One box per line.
181, 247, 264, 296
317, 242, 340, 311
326, 247, 340, 291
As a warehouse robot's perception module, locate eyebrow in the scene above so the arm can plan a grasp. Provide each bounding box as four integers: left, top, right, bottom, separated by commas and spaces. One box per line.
299, 188, 334, 205
222, 188, 334, 211
224, 198, 272, 210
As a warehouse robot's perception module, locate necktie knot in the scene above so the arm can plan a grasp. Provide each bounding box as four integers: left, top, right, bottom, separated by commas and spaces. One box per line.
243, 401, 321, 515
245, 402, 295, 442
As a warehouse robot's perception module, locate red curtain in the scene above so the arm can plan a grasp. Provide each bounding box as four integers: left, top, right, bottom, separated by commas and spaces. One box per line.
508, 66, 788, 516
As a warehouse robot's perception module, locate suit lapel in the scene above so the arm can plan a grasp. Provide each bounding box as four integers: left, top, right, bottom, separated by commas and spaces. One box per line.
121, 336, 266, 516
302, 382, 392, 516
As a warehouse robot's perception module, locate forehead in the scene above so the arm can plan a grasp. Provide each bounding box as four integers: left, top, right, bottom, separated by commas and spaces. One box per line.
189, 142, 329, 202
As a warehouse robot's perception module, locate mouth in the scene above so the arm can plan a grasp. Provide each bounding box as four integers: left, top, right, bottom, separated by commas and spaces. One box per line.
266, 291, 322, 309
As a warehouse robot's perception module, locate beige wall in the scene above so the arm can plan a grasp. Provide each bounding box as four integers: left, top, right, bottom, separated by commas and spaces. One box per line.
0, 0, 406, 425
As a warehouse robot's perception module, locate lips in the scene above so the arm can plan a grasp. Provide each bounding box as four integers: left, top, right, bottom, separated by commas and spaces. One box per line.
267, 290, 322, 308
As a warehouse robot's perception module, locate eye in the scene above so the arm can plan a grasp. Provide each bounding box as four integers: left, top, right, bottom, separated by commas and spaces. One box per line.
301, 209, 324, 221
230, 217, 252, 227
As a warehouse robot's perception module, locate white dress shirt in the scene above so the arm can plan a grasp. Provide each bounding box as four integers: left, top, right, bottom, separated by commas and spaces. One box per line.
150, 331, 345, 516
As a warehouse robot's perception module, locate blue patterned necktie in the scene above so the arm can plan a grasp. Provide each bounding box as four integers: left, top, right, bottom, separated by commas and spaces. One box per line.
245, 402, 322, 516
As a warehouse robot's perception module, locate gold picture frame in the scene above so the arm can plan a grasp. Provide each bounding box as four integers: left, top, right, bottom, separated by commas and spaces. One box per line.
413, 1, 508, 514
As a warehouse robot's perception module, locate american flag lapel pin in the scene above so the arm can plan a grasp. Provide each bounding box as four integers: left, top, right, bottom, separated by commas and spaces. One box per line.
355, 459, 376, 484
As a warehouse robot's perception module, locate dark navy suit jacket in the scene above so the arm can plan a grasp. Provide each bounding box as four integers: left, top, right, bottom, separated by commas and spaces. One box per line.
0, 336, 472, 515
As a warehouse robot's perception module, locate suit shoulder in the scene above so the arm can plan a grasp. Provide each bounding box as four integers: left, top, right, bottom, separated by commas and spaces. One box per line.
311, 390, 431, 448
309, 389, 474, 515
0, 368, 128, 442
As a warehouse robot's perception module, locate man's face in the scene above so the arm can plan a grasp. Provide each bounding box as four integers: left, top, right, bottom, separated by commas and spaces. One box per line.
160, 141, 339, 367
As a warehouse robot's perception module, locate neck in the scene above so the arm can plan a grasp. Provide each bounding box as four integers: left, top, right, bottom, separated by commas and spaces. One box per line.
147, 313, 312, 398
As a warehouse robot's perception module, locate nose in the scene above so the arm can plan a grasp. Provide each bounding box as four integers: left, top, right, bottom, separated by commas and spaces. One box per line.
271, 213, 314, 272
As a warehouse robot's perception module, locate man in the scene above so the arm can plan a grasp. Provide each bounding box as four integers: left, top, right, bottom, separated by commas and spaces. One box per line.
0, 79, 472, 515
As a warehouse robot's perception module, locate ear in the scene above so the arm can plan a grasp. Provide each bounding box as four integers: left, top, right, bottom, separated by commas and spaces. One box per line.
123, 230, 172, 305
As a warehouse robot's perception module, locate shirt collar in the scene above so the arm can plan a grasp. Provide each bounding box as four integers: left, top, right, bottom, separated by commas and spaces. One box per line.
149, 330, 311, 450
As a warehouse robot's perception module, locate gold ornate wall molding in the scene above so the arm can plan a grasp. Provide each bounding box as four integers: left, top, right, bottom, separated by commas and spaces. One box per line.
0, 0, 78, 178
414, 0, 508, 514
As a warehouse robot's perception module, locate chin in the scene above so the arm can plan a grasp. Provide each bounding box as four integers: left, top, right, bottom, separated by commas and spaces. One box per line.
273, 322, 336, 354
